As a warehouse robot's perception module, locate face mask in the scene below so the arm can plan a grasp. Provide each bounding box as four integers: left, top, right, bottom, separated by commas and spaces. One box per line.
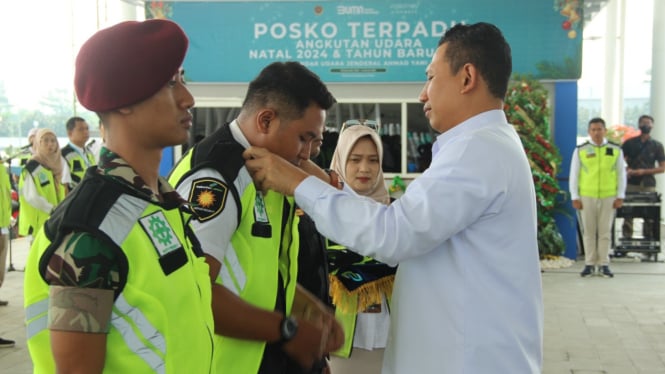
639, 124, 652, 134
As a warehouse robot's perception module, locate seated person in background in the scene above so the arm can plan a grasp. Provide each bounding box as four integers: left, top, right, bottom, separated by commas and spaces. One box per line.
18, 128, 67, 238
327, 122, 396, 358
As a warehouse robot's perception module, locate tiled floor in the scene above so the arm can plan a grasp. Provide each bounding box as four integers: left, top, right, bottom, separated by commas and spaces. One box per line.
3, 236, 665, 373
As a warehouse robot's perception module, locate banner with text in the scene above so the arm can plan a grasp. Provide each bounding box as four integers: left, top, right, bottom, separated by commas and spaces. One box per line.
148, 0, 582, 82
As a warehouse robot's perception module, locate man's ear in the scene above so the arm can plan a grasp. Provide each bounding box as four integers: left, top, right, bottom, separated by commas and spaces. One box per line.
460, 63, 478, 94
256, 109, 276, 134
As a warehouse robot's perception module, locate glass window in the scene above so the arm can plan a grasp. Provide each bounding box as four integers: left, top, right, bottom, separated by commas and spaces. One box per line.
190, 102, 436, 176
319, 102, 402, 172
406, 103, 436, 173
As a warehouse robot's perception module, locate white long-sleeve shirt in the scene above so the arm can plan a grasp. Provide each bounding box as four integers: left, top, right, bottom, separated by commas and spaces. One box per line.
174, 120, 251, 266
569, 138, 626, 200
296, 110, 543, 373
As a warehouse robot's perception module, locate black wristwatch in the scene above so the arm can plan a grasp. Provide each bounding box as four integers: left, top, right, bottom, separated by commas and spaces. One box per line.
279, 316, 299, 344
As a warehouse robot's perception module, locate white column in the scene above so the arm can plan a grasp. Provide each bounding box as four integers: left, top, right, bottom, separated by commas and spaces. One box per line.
652, 0, 665, 137
601, 0, 624, 127
118, 0, 141, 21
651, 0, 665, 219
615, 0, 626, 124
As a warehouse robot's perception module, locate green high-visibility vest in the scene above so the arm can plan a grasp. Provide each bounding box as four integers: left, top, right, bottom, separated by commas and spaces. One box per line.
169, 125, 300, 373
24, 171, 215, 373
62, 144, 97, 187
18, 160, 65, 237
578, 141, 621, 198
0, 165, 11, 228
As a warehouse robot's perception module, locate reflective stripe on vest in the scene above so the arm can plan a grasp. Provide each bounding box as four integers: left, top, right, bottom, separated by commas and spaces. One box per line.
100, 194, 149, 244
220, 242, 245, 295
25, 299, 48, 340
112, 294, 165, 374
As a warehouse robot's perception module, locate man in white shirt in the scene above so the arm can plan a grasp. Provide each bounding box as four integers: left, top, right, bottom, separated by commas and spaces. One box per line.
243, 22, 544, 373
569, 117, 626, 277
61, 116, 96, 189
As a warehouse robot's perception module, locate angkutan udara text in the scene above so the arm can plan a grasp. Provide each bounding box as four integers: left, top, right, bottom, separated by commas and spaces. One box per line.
250, 20, 465, 66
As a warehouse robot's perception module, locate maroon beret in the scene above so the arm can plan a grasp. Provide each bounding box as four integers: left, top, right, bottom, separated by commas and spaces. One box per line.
75, 19, 188, 112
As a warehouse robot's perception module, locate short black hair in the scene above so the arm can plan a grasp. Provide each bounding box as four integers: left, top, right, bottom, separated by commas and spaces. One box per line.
638, 114, 654, 124
438, 22, 512, 99
65, 116, 86, 132
242, 61, 336, 122
588, 117, 606, 128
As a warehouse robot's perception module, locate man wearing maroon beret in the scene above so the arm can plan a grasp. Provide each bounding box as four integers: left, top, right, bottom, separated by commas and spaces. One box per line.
23, 19, 215, 373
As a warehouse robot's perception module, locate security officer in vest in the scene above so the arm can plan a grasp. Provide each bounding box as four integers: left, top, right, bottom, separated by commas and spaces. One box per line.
24, 19, 215, 373
169, 61, 344, 373
569, 117, 626, 278
61, 116, 96, 189
18, 128, 68, 239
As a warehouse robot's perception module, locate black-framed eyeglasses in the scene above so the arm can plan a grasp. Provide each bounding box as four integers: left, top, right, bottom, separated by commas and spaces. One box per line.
340, 119, 380, 133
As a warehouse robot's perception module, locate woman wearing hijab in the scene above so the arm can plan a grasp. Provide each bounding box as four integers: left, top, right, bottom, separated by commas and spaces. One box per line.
327, 123, 396, 362
18, 129, 67, 238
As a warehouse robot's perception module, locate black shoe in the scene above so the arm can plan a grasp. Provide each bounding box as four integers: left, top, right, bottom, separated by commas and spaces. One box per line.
0, 300, 8, 306
0, 338, 15, 348
580, 265, 594, 277
600, 266, 614, 278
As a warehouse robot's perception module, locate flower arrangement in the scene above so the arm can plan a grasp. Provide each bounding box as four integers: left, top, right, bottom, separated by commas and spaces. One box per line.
146, 1, 173, 20
607, 124, 640, 144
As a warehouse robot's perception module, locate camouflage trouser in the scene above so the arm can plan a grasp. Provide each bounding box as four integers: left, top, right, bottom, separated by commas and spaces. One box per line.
621, 184, 658, 239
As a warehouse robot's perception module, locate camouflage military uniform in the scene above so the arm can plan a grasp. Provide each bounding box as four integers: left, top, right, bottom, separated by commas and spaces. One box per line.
44, 147, 185, 332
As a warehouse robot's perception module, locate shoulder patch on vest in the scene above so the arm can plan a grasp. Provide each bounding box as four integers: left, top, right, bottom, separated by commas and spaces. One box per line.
188, 178, 229, 222
139, 211, 182, 256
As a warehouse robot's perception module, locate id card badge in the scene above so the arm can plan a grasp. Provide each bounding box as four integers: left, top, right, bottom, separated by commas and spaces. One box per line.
38, 171, 51, 186
252, 192, 272, 238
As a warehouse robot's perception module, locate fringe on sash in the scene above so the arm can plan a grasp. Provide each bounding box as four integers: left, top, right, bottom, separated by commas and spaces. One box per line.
328, 274, 395, 314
